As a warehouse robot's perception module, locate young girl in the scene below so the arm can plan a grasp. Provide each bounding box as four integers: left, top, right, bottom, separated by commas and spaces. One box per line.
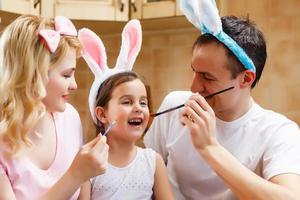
78, 20, 174, 199
0, 15, 108, 200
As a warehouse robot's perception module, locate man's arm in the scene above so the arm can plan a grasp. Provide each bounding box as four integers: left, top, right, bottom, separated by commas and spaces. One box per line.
181, 94, 300, 200
201, 144, 300, 200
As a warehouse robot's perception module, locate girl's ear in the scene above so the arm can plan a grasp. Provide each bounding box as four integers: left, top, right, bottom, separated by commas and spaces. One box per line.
95, 106, 108, 124
240, 70, 256, 88
115, 19, 142, 71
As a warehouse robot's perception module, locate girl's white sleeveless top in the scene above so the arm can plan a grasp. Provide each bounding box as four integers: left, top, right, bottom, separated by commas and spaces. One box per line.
91, 147, 156, 200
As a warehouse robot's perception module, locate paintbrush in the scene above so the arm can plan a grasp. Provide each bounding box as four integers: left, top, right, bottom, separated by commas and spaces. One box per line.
102, 121, 116, 136
150, 86, 234, 117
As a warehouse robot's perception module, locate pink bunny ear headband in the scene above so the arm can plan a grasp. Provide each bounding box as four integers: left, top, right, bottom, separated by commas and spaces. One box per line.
78, 19, 142, 124
38, 16, 77, 53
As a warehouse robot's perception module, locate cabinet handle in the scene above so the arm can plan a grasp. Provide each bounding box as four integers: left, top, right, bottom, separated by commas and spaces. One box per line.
131, 0, 137, 12
120, 0, 126, 12
34, 0, 41, 8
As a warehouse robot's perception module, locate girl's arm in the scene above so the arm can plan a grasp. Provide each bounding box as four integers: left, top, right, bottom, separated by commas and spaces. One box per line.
77, 181, 91, 200
153, 153, 174, 200
0, 174, 16, 200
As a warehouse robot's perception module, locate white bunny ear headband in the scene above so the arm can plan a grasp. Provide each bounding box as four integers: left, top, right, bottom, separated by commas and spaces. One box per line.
180, 0, 256, 72
78, 19, 142, 124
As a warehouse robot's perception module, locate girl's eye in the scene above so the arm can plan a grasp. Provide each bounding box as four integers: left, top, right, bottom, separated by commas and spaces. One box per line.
122, 100, 132, 105
140, 100, 148, 107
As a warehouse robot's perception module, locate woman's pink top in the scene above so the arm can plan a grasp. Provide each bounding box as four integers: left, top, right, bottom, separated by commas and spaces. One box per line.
0, 104, 83, 200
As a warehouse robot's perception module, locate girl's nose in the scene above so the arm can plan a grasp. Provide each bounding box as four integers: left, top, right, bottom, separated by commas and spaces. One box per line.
133, 103, 142, 113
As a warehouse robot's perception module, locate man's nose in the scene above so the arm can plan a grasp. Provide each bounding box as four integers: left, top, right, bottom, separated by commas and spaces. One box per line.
190, 74, 204, 93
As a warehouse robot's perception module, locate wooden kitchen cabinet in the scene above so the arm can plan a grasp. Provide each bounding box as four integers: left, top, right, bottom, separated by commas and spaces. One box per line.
53, 0, 128, 21
131, 0, 223, 20
0, 0, 129, 21
131, 0, 177, 19
1, 0, 184, 22
0, 0, 39, 15
54, 0, 181, 21
175, 0, 182, 16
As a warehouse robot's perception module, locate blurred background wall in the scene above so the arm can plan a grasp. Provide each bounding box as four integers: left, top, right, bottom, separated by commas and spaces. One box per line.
71, 0, 300, 141
1, 0, 299, 141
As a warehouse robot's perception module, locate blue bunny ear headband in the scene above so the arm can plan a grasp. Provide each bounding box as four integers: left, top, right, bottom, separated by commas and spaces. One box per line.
180, 0, 256, 72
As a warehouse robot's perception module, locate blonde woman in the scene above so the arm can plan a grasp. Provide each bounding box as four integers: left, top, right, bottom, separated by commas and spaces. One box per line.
0, 15, 108, 200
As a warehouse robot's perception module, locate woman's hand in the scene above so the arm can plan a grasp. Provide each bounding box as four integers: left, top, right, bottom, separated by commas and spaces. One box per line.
68, 134, 109, 183
39, 135, 109, 200
180, 94, 217, 151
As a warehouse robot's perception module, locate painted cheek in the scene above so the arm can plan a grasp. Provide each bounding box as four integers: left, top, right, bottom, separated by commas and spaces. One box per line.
143, 107, 150, 115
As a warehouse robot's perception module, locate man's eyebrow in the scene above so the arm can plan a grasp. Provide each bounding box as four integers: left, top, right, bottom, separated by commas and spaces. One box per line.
190, 65, 217, 78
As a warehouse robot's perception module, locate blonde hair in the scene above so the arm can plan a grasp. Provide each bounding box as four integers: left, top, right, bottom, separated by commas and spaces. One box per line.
0, 15, 82, 155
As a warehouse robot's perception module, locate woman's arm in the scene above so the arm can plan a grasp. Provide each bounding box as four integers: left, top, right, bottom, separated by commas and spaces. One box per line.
78, 181, 91, 200
0, 157, 87, 200
153, 153, 174, 200
0, 174, 16, 200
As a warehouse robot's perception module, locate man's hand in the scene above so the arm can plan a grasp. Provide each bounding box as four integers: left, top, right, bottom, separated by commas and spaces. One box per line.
180, 93, 217, 151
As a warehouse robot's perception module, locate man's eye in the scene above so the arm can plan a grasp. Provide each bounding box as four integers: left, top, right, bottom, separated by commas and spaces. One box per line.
204, 77, 213, 81
63, 75, 71, 78
203, 75, 214, 81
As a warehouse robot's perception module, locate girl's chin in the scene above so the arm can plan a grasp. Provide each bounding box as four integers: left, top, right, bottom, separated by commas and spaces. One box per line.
128, 126, 146, 133
126, 130, 144, 138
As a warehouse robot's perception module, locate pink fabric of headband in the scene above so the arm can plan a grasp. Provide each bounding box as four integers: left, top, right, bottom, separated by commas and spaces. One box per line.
38, 16, 77, 53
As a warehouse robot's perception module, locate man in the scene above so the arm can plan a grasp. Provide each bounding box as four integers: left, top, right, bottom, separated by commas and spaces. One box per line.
144, 1, 300, 199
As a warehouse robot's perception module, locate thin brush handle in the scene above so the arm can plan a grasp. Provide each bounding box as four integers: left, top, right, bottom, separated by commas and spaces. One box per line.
102, 121, 116, 136
151, 86, 234, 117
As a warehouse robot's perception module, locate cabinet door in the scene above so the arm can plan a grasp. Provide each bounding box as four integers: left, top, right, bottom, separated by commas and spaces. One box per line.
0, 0, 39, 15
175, 0, 182, 16
133, 0, 176, 19
54, 0, 128, 21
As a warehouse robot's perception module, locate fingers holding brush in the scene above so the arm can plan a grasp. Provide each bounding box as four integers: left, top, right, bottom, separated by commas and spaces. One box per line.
180, 94, 217, 151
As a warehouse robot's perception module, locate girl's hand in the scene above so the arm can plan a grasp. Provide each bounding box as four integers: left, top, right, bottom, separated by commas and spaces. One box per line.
68, 135, 109, 183
180, 94, 217, 151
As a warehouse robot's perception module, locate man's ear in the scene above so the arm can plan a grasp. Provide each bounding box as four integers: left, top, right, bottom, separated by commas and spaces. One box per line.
240, 70, 256, 88
95, 106, 108, 124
